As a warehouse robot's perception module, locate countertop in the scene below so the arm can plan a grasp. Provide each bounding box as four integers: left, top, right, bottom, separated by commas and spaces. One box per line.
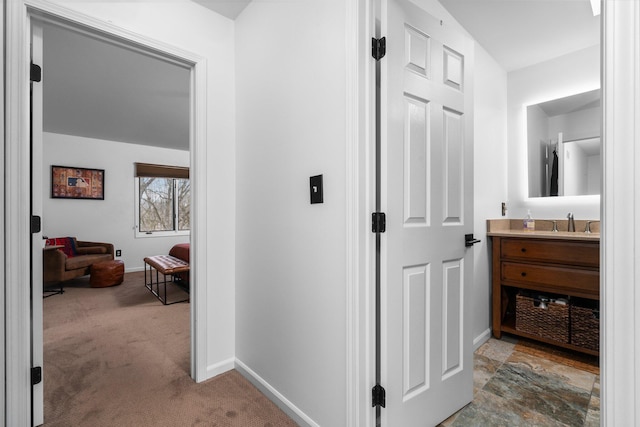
487, 219, 600, 242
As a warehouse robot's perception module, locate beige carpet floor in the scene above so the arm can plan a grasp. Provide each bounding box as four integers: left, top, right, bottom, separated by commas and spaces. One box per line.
43, 271, 297, 426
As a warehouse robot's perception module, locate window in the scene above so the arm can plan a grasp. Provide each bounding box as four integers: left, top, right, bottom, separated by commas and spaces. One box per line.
135, 163, 189, 236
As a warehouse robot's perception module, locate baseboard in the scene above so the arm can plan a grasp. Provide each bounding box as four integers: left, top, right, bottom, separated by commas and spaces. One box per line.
124, 265, 144, 273
235, 359, 319, 427
203, 357, 235, 380
473, 328, 492, 351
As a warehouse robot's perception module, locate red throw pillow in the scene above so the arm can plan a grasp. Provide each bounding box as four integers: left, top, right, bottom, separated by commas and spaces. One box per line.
45, 237, 77, 258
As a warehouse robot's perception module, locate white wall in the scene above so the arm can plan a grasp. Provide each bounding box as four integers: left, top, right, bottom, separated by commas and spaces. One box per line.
548, 106, 600, 142
472, 45, 508, 347
42, 132, 189, 271
45, 0, 236, 380
587, 154, 600, 195
235, 0, 347, 425
562, 141, 588, 196
507, 45, 600, 220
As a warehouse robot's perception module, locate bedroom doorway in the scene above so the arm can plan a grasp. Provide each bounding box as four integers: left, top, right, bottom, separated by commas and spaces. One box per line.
30, 12, 199, 425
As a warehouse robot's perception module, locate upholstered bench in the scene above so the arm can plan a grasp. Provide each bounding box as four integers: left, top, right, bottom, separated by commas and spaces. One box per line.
90, 259, 124, 288
143, 255, 190, 305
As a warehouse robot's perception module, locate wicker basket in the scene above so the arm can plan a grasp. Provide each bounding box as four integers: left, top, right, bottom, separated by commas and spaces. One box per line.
515, 294, 569, 344
571, 304, 599, 351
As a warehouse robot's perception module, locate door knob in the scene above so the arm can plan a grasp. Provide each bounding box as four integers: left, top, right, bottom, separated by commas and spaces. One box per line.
465, 234, 481, 247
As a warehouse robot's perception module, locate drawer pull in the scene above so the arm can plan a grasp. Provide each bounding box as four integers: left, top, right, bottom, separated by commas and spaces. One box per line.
521, 272, 527, 277
521, 248, 526, 253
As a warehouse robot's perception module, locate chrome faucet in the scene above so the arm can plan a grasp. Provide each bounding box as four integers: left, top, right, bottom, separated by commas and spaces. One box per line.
551, 220, 558, 232
585, 221, 596, 234
567, 213, 575, 232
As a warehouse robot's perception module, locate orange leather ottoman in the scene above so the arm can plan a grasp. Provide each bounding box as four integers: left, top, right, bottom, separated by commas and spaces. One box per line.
90, 260, 124, 288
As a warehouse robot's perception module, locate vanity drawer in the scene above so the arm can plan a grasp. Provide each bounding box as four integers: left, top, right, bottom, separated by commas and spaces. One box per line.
501, 261, 599, 295
501, 239, 599, 267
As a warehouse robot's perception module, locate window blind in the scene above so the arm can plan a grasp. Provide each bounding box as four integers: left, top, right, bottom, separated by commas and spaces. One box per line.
134, 162, 189, 179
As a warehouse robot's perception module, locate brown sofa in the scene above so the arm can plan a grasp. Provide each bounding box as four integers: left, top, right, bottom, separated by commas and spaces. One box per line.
43, 239, 114, 288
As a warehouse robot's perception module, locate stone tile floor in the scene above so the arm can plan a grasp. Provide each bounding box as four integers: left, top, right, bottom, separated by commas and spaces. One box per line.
439, 337, 600, 427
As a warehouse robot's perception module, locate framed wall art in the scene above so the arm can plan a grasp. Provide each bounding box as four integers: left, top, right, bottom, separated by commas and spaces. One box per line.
51, 165, 105, 200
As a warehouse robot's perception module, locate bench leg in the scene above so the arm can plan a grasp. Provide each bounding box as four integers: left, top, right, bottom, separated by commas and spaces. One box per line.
144, 262, 189, 305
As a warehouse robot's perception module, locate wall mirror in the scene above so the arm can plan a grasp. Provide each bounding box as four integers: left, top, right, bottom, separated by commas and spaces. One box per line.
527, 88, 601, 198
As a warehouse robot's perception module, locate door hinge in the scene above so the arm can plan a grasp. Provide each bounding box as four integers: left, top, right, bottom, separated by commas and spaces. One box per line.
31, 215, 42, 234
372, 212, 386, 233
31, 366, 42, 385
30, 63, 42, 82
372, 37, 386, 61
372, 384, 386, 408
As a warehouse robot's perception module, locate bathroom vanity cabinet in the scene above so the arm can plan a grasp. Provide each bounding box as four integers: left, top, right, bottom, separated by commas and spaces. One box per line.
488, 221, 600, 356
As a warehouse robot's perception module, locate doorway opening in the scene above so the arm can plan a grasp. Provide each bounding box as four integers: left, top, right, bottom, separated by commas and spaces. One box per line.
30, 12, 198, 425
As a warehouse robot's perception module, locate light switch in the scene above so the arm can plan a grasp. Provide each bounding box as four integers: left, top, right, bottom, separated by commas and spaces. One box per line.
310, 175, 324, 204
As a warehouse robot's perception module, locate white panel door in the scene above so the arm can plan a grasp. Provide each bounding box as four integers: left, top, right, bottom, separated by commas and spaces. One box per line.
379, 0, 474, 425
31, 19, 45, 426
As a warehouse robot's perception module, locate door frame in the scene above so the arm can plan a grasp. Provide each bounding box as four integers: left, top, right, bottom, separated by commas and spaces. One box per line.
30, 20, 44, 425
4, 1, 208, 424
346, 0, 377, 425
601, 0, 640, 425
0, 1, 6, 422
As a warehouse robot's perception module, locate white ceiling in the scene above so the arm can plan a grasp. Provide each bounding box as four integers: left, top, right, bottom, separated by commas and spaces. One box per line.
42, 21, 191, 151
439, 0, 600, 72
42, 0, 599, 151
536, 88, 600, 117
42, 0, 252, 151
191, 0, 251, 19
